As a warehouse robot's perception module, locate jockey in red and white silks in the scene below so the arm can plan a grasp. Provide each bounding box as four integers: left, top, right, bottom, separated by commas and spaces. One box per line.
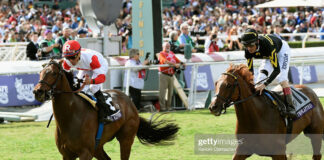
62, 40, 121, 123
62, 47, 108, 94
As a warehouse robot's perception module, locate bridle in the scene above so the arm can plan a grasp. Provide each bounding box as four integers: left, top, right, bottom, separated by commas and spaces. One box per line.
214, 72, 259, 114
38, 61, 64, 95
37, 61, 85, 96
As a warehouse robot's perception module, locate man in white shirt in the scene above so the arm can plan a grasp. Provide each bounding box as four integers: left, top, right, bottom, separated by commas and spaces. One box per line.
124, 49, 149, 110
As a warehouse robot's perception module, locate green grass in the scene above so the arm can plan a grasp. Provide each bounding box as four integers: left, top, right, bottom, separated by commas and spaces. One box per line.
0, 98, 323, 160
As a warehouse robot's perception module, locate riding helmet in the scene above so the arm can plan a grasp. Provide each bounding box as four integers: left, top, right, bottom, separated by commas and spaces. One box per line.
62, 40, 81, 57
241, 28, 258, 45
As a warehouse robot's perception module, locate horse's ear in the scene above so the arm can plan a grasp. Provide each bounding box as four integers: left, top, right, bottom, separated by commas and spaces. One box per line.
42, 63, 48, 68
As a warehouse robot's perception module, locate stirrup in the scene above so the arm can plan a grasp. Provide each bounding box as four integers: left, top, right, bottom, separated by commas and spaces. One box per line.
285, 107, 297, 119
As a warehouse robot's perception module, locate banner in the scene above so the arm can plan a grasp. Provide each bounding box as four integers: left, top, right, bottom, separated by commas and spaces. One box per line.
289, 66, 318, 84
184, 65, 215, 91
0, 74, 41, 107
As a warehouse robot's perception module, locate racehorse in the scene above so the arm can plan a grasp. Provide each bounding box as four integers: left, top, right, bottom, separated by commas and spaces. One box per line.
209, 64, 324, 160
33, 60, 179, 160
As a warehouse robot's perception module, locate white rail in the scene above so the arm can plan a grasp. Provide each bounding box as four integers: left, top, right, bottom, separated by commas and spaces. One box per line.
0, 42, 28, 61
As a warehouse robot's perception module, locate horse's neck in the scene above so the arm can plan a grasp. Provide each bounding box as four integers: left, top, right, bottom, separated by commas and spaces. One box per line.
234, 79, 281, 133
52, 76, 77, 126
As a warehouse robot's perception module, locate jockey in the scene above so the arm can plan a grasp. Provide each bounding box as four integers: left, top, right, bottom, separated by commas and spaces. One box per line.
61, 40, 121, 123
241, 28, 297, 118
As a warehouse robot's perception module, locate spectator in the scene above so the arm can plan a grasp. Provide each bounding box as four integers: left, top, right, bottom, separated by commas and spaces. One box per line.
225, 27, 243, 51
52, 20, 62, 33
320, 24, 324, 40
293, 25, 302, 41
124, 49, 149, 110
178, 23, 197, 53
77, 28, 88, 38
26, 31, 39, 61
168, 31, 184, 53
53, 27, 71, 58
39, 30, 59, 60
204, 32, 219, 54
158, 42, 184, 112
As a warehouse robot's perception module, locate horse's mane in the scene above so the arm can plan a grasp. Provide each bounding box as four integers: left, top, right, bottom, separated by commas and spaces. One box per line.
63, 70, 74, 88
226, 64, 255, 92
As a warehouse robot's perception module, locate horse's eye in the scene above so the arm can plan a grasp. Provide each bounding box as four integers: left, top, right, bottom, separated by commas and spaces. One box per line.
226, 84, 232, 88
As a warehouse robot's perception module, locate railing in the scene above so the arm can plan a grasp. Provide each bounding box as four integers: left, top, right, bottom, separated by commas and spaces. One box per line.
0, 42, 28, 61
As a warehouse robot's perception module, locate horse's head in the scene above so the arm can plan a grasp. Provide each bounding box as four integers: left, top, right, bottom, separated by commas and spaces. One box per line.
33, 59, 64, 102
209, 64, 254, 116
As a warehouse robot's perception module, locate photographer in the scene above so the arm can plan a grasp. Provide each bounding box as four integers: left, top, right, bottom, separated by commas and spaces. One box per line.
225, 27, 243, 51
204, 33, 219, 54
168, 31, 184, 54
124, 49, 149, 110
158, 42, 185, 112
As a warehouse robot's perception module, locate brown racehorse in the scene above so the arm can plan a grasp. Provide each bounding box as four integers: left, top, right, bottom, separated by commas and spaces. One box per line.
33, 60, 179, 160
209, 64, 324, 160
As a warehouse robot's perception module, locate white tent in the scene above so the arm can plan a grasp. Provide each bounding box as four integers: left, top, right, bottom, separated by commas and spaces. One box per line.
255, 0, 316, 8
305, 0, 324, 7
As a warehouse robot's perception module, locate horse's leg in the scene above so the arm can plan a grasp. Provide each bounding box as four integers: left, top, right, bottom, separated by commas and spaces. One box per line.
63, 157, 76, 160
116, 120, 137, 160
271, 155, 287, 160
78, 150, 93, 160
94, 146, 111, 160
309, 134, 322, 160
232, 154, 251, 160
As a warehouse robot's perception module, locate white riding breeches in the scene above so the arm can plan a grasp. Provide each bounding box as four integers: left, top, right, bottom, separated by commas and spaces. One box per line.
257, 40, 291, 84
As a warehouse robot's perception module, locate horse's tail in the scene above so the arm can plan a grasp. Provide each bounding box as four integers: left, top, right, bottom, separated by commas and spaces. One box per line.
137, 114, 179, 145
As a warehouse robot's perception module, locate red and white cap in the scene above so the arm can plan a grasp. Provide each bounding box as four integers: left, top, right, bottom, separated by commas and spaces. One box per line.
62, 40, 81, 57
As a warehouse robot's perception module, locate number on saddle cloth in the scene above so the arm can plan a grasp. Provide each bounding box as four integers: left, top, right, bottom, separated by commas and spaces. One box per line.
103, 93, 117, 111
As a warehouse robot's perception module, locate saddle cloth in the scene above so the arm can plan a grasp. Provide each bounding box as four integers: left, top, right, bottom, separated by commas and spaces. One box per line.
264, 86, 314, 120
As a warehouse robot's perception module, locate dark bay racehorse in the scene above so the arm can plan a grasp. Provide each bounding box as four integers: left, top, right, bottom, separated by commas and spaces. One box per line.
33, 60, 179, 160
209, 64, 324, 160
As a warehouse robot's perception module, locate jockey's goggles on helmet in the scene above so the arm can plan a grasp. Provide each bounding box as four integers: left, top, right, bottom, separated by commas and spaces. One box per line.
63, 48, 80, 59
65, 53, 79, 60
243, 41, 258, 48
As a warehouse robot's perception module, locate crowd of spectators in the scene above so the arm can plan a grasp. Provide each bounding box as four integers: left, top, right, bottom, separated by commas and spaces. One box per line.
1, 0, 324, 58
160, 0, 324, 53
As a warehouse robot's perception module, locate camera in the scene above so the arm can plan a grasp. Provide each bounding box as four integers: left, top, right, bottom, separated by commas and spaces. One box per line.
212, 34, 217, 39
149, 59, 160, 64
174, 62, 185, 74
145, 52, 160, 64
145, 52, 150, 60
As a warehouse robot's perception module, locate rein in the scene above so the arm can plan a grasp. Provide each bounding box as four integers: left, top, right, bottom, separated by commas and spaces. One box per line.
38, 61, 86, 95
215, 72, 268, 114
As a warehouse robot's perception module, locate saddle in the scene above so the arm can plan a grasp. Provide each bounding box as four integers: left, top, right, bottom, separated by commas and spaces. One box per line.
77, 92, 120, 111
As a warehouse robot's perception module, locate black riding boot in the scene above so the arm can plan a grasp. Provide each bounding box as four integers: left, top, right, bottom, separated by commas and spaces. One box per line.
94, 90, 121, 123
285, 94, 297, 119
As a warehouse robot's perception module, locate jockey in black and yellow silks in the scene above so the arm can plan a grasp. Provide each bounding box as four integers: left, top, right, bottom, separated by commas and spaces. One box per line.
241, 28, 296, 118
